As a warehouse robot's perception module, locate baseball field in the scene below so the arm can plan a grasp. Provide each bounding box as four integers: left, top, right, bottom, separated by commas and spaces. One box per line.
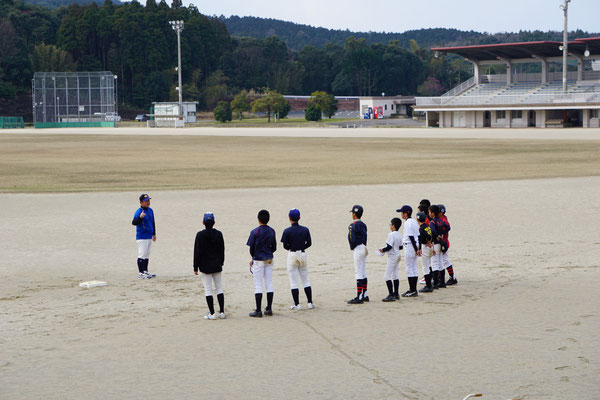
1, 127, 600, 399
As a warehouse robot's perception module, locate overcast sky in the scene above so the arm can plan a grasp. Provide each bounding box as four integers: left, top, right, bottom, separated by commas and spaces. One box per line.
187, 0, 598, 34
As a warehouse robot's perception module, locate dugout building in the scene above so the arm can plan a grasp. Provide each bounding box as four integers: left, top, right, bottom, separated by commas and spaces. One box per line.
414, 38, 600, 128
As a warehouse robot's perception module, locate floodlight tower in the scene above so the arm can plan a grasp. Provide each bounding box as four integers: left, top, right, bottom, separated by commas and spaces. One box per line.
169, 20, 184, 120
560, 0, 571, 93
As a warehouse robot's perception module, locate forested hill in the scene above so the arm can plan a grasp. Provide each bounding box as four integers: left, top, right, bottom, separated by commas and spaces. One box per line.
23, 0, 121, 9
221, 15, 596, 50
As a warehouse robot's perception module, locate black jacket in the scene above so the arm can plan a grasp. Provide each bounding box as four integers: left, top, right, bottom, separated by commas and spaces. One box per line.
193, 227, 225, 274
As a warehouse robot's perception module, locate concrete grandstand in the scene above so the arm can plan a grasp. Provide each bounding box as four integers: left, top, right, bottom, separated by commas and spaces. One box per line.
415, 38, 600, 128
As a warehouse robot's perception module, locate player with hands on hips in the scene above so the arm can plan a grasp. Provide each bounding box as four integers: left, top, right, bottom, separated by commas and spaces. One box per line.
131, 194, 157, 279
247, 210, 277, 318
193, 212, 226, 320
281, 208, 314, 311
347, 205, 369, 304
397, 205, 420, 297
379, 218, 403, 302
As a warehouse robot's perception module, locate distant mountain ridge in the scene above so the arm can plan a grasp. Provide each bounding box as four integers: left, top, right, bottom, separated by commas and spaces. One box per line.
24, 0, 121, 9
221, 15, 597, 51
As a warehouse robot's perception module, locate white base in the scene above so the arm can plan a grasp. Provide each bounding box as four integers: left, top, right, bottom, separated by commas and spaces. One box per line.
79, 280, 108, 288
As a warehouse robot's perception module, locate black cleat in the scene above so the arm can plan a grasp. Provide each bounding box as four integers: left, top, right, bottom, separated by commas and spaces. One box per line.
438, 282, 447, 288
401, 290, 418, 297
382, 294, 397, 302
446, 278, 458, 285
264, 309, 273, 316
249, 310, 263, 318
362, 296, 369, 302
394, 294, 400, 300
419, 286, 434, 293
347, 297, 364, 304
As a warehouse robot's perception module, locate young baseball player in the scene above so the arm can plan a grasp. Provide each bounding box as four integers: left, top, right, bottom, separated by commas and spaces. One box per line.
247, 209, 277, 318
416, 212, 434, 293
347, 205, 368, 304
428, 205, 449, 289
131, 193, 156, 279
280, 208, 314, 310
397, 205, 419, 297
378, 218, 403, 301
439, 204, 458, 285
193, 212, 226, 320
417, 199, 431, 286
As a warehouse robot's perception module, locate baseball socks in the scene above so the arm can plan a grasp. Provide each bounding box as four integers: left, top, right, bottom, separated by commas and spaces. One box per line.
348, 280, 364, 304
205, 295, 215, 315
402, 277, 418, 297
446, 265, 458, 285
362, 278, 369, 301
433, 270, 440, 289
304, 286, 313, 304
393, 279, 400, 298
385, 280, 393, 296
265, 292, 274, 315
291, 288, 300, 306
137, 258, 144, 274
250, 293, 263, 317
419, 274, 433, 293
217, 293, 225, 314
438, 270, 447, 288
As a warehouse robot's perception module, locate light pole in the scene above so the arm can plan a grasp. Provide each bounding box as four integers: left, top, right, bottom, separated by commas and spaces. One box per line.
560, 0, 571, 93
169, 20, 184, 121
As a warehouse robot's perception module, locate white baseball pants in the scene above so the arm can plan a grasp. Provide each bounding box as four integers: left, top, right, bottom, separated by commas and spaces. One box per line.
442, 250, 451, 269
421, 245, 433, 276
430, 243, 442, 272
252, 260, 274, 294
403, 243, 418, 278
136, 239, 152, 259
353, 244, 367, 279
202, 272, 223, 297
384, 254, 401, 281
287, 251, 310, 289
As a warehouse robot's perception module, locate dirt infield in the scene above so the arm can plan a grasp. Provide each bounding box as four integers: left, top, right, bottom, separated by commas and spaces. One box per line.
2, 132, 600, 192
1, 128, 600, 399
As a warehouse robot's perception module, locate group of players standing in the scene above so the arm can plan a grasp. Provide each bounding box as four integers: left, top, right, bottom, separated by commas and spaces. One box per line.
346, 199, 457, 306
132, 195, 457, 320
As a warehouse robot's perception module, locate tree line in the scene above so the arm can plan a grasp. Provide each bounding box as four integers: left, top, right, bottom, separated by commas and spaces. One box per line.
1, 0, 597, 115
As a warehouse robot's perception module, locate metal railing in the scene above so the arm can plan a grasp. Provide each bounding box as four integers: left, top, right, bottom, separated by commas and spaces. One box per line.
441, 76, 477, 97
416, 92, 600, 107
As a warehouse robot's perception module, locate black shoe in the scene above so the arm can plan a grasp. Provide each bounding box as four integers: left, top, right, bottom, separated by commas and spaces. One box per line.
419, 286, 434, 293
347, 297, 364, 304
362, 296, 369, 302
382, 294, 397, 302
446, 278, 458, 285
401, 290, 418, 297
438, 282, 447, 288
264, 309, 273, 316
394, 294, 400, 300
249, 310, 262, 318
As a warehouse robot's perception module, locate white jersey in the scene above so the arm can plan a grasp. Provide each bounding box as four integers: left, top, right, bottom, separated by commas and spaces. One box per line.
402, 218, 420, 245
385, 231, 403, 258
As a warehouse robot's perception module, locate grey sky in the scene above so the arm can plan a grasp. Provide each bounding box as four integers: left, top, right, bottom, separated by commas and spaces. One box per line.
188, 0, 598, 34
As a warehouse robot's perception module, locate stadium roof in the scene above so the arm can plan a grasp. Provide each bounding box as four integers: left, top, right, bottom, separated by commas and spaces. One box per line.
431, 37, 600, 61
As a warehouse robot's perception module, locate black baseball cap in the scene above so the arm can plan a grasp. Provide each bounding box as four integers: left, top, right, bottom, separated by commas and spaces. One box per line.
396, 205, 412, 213
350, 205, 363, 214
416, 212, 427, 222
419, 199, 431, 207
139, 194, 151, 202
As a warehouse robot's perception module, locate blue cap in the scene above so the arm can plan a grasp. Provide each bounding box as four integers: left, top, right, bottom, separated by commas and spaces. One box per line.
139, 194, 151, 202
203, 212, 215, 222
350, 205, 363, 214
289, 208, 300, 220
396, 205, 412, 213
438, 204, 446, 214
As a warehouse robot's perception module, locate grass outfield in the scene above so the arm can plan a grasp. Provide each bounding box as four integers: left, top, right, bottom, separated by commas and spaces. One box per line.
1, 133, 600, 192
